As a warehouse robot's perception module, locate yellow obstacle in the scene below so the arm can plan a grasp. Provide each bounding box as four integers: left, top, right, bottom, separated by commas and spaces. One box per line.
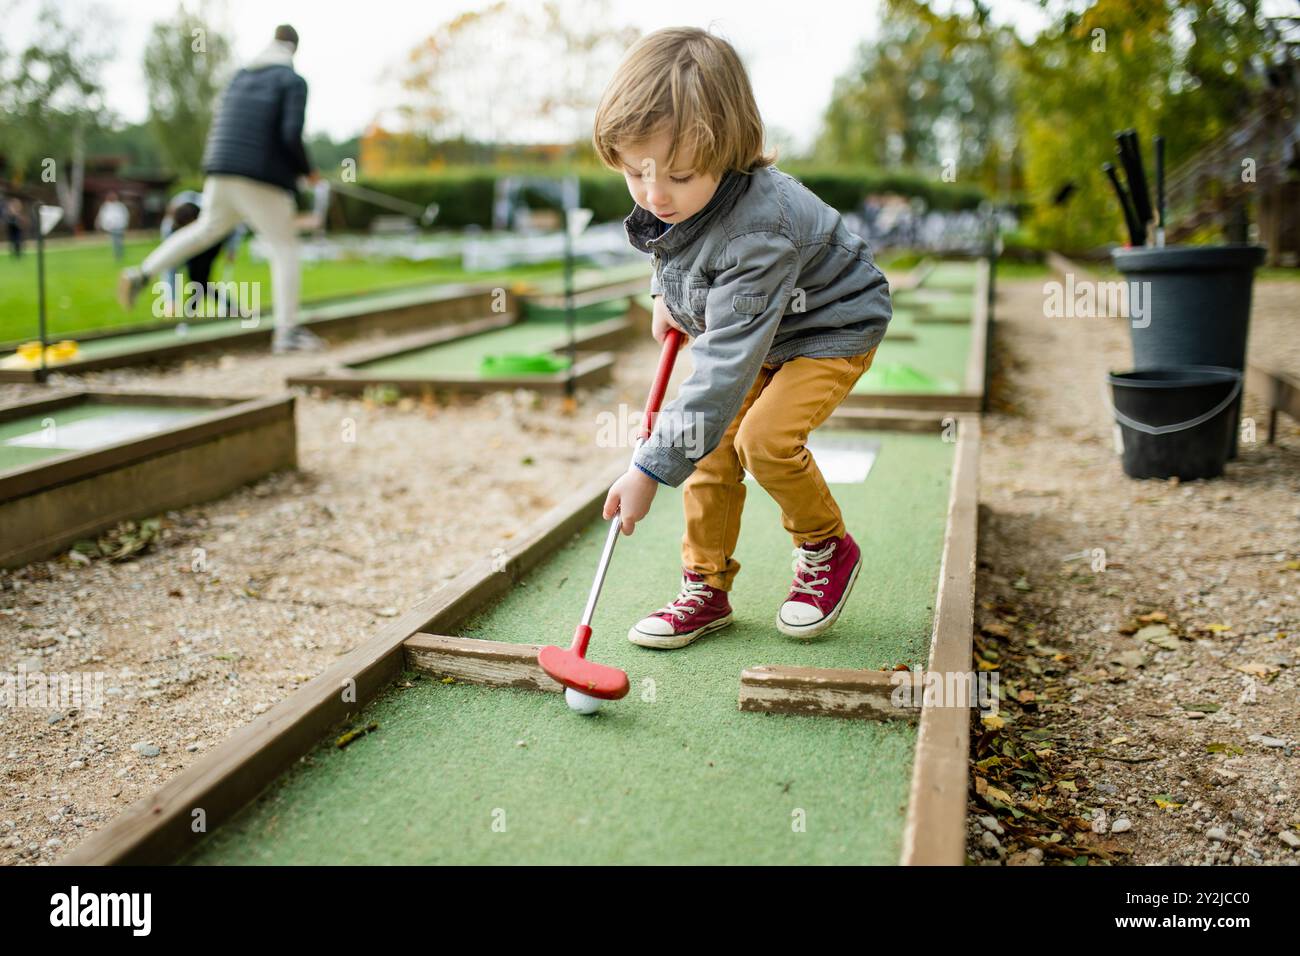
0, 339, 80, 369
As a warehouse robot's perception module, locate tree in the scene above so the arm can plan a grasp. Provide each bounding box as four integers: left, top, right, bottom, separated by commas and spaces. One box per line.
0, 2, 111, 224
393, 0, 637, 156
142, 3, 232, 175
1018, 0, 1281, 250
816, 0, 1021, 195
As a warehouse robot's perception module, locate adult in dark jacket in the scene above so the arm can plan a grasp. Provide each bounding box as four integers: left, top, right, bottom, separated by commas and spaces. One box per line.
117, 24, 324, 353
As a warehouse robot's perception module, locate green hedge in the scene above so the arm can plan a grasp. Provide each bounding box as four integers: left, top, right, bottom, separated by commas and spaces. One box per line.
330, 164, 986, 231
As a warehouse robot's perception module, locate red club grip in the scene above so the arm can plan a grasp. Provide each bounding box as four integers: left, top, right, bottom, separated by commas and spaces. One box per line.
639, 327, 683, 442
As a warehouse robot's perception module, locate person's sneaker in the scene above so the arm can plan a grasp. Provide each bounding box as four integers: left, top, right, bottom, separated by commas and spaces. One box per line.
272, 325, 327, 354
628, 569, 733, 649
117, 268, 147, 310
776, 532, 863, 638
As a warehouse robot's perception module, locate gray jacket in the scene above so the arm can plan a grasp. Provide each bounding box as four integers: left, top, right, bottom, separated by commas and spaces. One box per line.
624, 164, 892, 487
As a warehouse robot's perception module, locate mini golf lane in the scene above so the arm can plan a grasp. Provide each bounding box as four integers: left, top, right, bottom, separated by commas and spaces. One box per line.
183, 429, 953, 865
0, 401, 213, 471
854, 308, 972, 394
920, 261, 979, 292
353, 303, 628, 378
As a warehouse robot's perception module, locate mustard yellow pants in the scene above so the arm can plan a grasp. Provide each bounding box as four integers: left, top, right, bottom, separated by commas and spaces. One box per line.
681, 345, 878, 592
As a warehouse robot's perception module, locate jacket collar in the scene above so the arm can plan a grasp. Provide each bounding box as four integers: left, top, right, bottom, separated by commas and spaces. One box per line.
623, 167, 750, 255
246, 40, 296, 71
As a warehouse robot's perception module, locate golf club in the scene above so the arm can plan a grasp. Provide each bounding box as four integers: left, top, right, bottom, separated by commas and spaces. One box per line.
1154, 134, 1167, 246
538, 325, 685, 714
327, 179, 440, 227
1117, 129, 1154, 243
1102, 161, 1143, 246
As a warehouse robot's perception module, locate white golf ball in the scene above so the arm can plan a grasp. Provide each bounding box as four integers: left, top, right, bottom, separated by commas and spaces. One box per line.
565, 687, 602, 715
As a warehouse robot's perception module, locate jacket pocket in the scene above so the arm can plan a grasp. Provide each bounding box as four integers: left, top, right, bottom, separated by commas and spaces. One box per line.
686, 279, 710, 318
732, 293, 768, 315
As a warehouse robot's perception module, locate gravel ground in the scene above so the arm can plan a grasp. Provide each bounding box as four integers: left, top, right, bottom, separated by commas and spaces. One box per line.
1, 276, 1295, 866
0, 321, 669, 864
967, 276, 1299, 866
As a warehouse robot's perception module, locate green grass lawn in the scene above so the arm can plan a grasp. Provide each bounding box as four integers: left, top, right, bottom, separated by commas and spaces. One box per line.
0, 237, 632, 344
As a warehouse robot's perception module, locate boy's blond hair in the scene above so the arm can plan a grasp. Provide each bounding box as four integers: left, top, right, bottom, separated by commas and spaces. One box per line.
593, 27, 777, 179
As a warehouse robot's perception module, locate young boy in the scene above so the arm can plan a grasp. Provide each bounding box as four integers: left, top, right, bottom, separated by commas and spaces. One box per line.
593, 27, 892, 648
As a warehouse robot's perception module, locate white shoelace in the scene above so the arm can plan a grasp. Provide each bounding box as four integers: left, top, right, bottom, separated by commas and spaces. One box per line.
656, 576, 714, 620
790, 541, 835, 598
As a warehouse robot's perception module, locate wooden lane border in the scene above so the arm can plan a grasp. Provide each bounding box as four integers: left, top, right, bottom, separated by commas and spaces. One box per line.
0, 390, 297, 568
842, 257, 991, 413
58, 454, 632, 865
963, 257, 992, 412
0, 284, 506, 383
899, 414, 979, 866
739, 665, 924, 721
1246, 363, 1300, 443
404, 634, 562, 692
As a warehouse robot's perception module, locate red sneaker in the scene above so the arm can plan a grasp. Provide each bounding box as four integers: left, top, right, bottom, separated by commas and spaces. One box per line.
628, 569, 733, 649
776, 532, 863, 638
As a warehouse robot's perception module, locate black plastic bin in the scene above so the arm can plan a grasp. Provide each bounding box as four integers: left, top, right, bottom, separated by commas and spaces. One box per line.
1107, 366, 1242, 480
1112, 244, 1266, 458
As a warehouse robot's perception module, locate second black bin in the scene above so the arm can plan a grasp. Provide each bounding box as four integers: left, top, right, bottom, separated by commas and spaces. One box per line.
1107, 366, 1242, 480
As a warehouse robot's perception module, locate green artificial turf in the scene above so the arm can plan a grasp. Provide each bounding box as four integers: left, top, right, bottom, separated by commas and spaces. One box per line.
480, 353, 572, 376
920, 261, 978, 292
855, 318, 971, 394
183, 428, 954, 865
0, 400, 211, 471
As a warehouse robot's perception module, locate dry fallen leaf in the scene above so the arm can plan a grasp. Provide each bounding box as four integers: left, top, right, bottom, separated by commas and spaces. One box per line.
1233, 661, 1281, 678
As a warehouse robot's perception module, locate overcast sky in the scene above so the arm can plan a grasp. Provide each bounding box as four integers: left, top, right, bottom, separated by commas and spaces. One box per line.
6, 0, 1294, 150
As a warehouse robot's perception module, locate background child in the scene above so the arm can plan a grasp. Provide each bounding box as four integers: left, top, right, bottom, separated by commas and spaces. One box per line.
94, 192, 130, 261
593, 26, 894, 648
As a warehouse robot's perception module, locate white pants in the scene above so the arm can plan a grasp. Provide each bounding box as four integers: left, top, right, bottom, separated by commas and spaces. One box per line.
142, 174, 300, 335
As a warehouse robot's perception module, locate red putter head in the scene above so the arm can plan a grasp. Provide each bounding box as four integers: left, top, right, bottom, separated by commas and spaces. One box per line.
538, 625, 630, 700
